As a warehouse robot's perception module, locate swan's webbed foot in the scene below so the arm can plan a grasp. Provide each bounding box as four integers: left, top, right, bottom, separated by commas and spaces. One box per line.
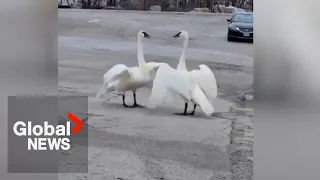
174, 103, 188, 116
174, 112, 188, 116
132, 103, 145, 108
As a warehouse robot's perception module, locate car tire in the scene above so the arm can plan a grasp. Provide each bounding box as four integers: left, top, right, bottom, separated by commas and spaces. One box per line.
227, 31, 232, 41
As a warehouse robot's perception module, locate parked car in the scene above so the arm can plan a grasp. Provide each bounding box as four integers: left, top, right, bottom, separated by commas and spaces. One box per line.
227, 12, 253, 42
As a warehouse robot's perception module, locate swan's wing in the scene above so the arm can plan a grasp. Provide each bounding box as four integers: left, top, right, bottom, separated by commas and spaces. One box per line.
145, 62, 169, 80
96, 64, 131, 99
189, 64, 217, 102
103, 64, 132, 82
149, 64, 193, 107
191, 84, 214, 116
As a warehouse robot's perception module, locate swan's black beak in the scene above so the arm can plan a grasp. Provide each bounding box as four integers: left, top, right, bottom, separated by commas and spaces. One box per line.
142, 32, 151, 39
173, 32, 181, 38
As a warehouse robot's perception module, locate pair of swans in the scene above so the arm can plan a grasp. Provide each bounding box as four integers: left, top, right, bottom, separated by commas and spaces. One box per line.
96, 30, 217, 116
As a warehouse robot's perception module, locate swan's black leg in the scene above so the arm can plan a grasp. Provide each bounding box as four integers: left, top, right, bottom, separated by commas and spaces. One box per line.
174, 103, 188, 116
132, 92, 144, 108
122, 95, 130, 108
187, 104, 197, 115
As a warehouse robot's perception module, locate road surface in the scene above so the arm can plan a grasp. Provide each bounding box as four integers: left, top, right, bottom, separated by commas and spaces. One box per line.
58, 9, 253, 180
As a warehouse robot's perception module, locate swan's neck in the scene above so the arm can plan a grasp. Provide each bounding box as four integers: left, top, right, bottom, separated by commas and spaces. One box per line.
137, 37, 146, 67
177, 36, 188, 71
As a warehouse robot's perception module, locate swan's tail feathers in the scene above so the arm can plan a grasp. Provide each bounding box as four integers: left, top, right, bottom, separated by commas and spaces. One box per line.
97, 64, 130, 99
104, 64, 129, 81
201, 101, 215, 116
190, 64, 218, 103
191, 84, 214, 116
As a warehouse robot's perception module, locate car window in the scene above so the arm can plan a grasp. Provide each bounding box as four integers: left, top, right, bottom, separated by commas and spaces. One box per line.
233, 14, 253, 23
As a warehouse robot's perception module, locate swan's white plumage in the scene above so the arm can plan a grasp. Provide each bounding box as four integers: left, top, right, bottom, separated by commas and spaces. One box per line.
189, 64, 218, 104
96, 63, 160, 99
190, 83, 215, 116
96, 64, 131, 99
146, 29, 217, 116
149, 64, 194, 107
103, 64, 131, 83
96, 30, 165, 100
176, 31, 217, 105
149, 64, 214, 116
151, 30, 216, 116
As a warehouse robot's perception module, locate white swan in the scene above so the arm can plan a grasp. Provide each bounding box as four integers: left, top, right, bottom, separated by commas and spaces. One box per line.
149, 63, 214, 116
173, 30, 218, 115
96, 30, 162, 108
148, 31, 216, 116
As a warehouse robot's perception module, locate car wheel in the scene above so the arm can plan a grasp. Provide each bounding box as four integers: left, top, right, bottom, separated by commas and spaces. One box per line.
227, 31, 232, 41
227, 36, 232, 42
